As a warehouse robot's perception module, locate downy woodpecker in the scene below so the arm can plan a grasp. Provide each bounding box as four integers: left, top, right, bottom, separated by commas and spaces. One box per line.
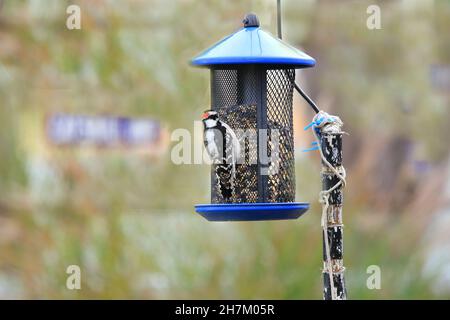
202, 110, 241, 200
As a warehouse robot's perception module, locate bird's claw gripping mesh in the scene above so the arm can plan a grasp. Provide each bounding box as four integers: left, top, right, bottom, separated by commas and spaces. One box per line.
211, 67, 296, 204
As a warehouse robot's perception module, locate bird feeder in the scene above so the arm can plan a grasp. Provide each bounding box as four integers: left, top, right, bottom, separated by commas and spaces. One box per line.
192, 13, 316, 221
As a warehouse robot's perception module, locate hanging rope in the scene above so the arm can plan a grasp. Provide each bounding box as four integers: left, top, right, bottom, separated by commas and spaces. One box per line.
307, 111, 347, 300
277, 0, 347, 299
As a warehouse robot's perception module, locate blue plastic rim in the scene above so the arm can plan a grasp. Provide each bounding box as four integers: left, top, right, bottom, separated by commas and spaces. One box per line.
195, 202, 309, 222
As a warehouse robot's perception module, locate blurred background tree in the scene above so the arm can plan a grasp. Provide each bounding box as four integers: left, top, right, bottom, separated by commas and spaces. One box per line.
0, 0, 449, 299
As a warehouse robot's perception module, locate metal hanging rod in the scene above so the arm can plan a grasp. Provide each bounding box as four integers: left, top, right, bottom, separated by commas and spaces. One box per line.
276, 0, 320, 114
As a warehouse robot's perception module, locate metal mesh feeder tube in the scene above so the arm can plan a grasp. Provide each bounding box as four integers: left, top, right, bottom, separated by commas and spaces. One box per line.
192, 13, 315, 222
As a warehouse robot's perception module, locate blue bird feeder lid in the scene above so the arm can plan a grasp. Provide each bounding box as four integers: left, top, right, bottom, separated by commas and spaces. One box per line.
191, 13, 315, 68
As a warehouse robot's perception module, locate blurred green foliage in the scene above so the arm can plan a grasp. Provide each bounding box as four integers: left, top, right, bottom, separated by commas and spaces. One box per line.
0, 0, 449, 299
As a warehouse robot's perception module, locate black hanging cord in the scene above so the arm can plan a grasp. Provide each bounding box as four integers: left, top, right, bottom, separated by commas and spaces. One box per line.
293, 82, 320, 114
277, 0, 319, 114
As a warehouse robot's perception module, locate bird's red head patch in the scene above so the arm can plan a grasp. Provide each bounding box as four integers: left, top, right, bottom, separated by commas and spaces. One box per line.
201, 112, 210, 120
202, 110, 217, 120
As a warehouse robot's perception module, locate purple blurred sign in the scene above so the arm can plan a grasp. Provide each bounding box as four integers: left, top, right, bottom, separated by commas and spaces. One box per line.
47, 114, 161, 146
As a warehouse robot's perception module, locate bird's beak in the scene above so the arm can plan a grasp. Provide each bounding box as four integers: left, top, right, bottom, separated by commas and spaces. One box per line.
201, 112, 209, 120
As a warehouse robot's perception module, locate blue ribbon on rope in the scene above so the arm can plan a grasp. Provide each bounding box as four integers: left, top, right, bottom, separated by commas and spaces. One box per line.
302, 141, 319, 152
302, 114, 337, 152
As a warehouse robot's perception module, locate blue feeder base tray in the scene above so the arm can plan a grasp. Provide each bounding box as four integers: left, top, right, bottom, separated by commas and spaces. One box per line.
195, 202, 309, 222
